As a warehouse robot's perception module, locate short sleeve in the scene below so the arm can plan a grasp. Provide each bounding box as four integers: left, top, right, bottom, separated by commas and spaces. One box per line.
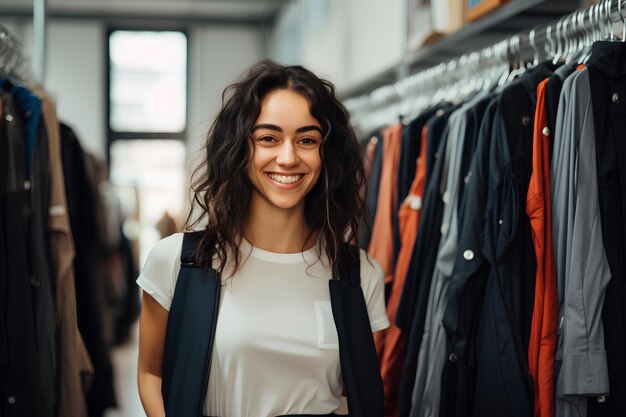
359, 250, 390, 332
136, 233, 184, 311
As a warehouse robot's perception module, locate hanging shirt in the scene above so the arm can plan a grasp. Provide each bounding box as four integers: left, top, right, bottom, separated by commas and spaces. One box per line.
396, 106, 456, 417
440, 97, 497, 417
369, 123, 403, 285
526, 78, 557, 417
474, 61, 556, 417
375, 124, 428, 417
394, 108, 441, 267
552, 66, 611, 417
7, 83, 41, 178
586, 40, 626, 417
360, 133, 383, 248
137, 233, 389, 417
410, 90, 491, 417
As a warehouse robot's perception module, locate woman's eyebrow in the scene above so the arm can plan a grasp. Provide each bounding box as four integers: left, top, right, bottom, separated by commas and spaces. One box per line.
252, 123, 282, 132
252, 123, 322, 134
295, 125, 323, 134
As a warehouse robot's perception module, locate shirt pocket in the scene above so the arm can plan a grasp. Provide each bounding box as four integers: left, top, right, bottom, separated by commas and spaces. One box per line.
314, 300, 339, 350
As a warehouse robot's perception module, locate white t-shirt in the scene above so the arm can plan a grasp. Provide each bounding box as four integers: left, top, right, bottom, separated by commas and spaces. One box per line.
137, 233, 389, 417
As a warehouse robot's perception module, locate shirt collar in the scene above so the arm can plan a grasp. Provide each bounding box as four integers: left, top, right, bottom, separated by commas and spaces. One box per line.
588, 41, 626, 78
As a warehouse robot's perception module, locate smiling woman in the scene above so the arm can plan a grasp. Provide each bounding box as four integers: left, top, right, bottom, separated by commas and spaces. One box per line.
247, 89, 323, 219
136, 60, 389, 417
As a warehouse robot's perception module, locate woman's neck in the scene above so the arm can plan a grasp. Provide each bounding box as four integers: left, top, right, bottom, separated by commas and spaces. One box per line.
243, 202, 317, 254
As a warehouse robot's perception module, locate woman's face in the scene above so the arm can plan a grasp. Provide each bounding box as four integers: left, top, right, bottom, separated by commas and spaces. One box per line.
247, 88, 323, 216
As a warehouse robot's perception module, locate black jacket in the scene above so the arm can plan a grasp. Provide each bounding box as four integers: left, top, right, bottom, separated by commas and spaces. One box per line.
587, 40, 626, 417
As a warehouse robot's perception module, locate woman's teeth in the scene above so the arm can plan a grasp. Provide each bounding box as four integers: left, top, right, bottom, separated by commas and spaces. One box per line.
268, 173, 303, 184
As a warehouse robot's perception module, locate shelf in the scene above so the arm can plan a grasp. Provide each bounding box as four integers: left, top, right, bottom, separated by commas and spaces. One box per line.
340, 0, 584, 99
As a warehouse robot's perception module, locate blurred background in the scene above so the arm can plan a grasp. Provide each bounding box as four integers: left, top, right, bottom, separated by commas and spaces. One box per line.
0, 0, 597, 416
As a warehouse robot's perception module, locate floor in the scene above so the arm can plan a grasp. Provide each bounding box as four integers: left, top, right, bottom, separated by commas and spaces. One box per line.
104, 321, 146, 417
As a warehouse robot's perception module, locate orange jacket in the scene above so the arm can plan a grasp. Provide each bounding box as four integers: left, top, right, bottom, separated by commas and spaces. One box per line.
374, 126, 428, 417
526, 78, 557, 417
368, 123, 403, 285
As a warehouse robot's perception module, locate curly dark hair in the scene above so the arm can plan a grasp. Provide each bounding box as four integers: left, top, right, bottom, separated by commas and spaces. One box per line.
184, 60, 366, 280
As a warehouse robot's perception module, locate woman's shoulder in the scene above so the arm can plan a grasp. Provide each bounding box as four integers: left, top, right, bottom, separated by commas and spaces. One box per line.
137, 233, 185, 311
357, 248, 383, 285
147, 232, 185, 263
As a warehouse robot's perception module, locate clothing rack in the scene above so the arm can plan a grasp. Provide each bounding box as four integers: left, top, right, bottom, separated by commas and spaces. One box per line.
33, 0, 47, 85
345, 0, 626, 135
0, 25, 31, 83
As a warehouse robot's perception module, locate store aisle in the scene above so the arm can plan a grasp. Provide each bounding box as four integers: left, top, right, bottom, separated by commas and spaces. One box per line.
105, 321, 145, 417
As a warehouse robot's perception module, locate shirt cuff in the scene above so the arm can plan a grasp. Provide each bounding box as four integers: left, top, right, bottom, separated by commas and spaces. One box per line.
371, 316, 390, 333
560, 351, 609, 395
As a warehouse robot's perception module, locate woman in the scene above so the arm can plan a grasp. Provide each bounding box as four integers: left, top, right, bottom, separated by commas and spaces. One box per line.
136, 60, 389, 417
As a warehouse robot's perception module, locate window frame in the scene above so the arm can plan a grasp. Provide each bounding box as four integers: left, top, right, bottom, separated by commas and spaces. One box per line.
106, 26, 190, 162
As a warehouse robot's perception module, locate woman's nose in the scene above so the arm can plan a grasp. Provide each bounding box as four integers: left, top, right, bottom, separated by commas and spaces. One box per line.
276, 141, 298, 167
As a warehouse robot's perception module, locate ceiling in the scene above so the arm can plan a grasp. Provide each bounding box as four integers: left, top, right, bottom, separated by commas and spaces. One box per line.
0, 0, 287, 23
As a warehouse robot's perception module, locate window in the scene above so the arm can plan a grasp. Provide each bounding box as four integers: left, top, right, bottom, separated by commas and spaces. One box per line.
109, 140, 187, 265
109, 30, 188, 136
107, 30, 189, 266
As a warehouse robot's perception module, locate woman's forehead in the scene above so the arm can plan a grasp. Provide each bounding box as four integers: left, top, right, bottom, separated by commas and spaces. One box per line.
255, 89, 321, 130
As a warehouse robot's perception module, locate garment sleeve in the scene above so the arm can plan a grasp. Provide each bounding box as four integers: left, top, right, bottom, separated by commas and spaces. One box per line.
136, 233, 184, 311
559, 69, 610, 397
360, 250, 391, 332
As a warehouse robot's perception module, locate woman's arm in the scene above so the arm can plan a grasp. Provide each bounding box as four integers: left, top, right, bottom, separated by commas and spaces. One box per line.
138, 292, 168, 417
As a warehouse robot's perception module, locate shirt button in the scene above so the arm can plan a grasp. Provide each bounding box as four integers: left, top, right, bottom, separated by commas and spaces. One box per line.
542, 127, 551, 136
442, 190, 450, 204
370, 136, 378, 144
498, 219, 503, 225
30, 275, 41, 288
596, 395, 606, 403
5, 114, 13, 122
522, 116, 531, 126
436, 109, 445, 116
409, 196, 421, 210
612, 93, 619, 104
24, 180, 31, 191
463, 250, 474, 261
7, 396, 15, 405
441, 223, 449, 235
448, 352, 458, 363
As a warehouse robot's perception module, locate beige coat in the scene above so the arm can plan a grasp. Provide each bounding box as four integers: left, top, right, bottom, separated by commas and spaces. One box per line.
40, 96, 94, 417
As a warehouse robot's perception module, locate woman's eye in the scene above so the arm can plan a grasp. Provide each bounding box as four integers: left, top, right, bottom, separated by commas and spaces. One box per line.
299, 137, 317, 145
258, 136, 275, 143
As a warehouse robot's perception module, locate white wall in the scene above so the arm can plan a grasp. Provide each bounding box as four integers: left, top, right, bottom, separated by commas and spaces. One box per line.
346, 0, 404, 87
270, 0, 404, 92
3, 19, 106, 159
187, 25, 264, 158
181, 24, 264, 227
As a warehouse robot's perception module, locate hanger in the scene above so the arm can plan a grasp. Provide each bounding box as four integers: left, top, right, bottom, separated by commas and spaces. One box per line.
345, 0, 626, 134
503, 35, 525, 84
599, 0, 611, 40
552, 17, 565, 64
617, 0, 626, 41
578, 7, 594, 63
565, 10, 582, 64
607, 0, 616, 41
529, 27, 541, 67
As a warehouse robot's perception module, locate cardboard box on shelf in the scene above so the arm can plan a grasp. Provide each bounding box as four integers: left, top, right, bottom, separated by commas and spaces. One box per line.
408, 0, 465, 51
466, 0, 509, 23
